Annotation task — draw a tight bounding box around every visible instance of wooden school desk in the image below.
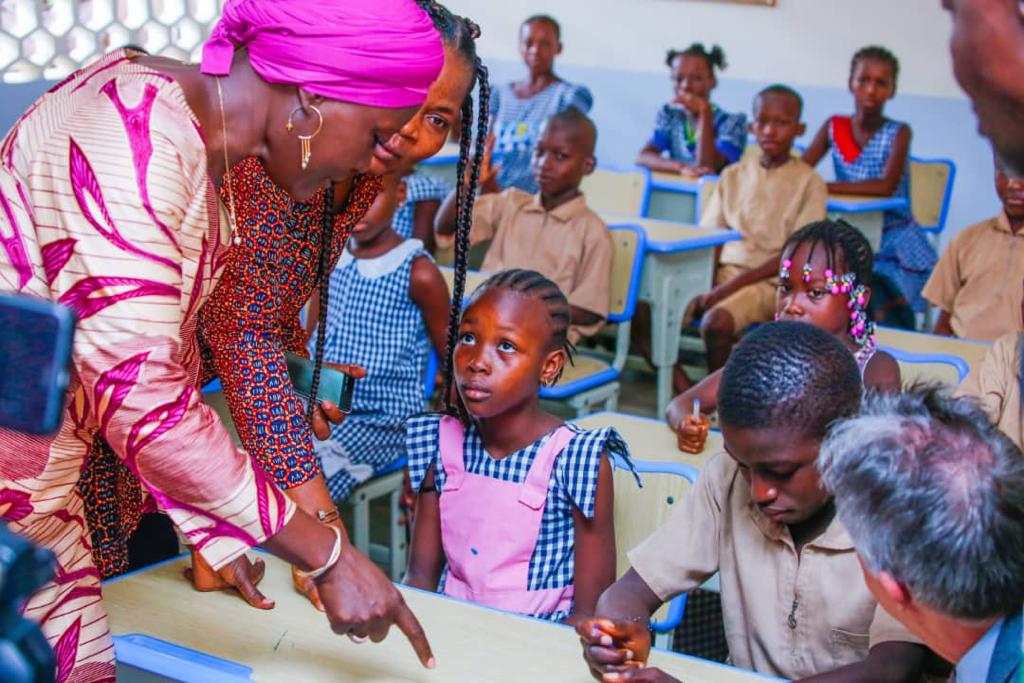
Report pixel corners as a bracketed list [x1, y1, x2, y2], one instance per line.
[825, 195, 907, 251]
[104, 555, 775, 683]
[574, 411, 722, 472]
[416, 141, 461, 186]
[601, 213, 739, 415]
[875, 326, 991, 375]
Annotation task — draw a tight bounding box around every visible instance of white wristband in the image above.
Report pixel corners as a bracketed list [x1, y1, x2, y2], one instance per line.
[295, 524, 343, 581]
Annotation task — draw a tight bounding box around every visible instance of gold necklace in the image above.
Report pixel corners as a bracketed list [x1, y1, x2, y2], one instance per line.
[215, 77, 240, 246]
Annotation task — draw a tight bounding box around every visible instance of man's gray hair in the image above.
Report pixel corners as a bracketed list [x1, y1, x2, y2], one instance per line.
[819, 384, 1024, 620]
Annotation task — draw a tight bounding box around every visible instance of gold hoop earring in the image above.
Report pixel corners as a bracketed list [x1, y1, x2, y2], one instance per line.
[286, 104, 324, 170]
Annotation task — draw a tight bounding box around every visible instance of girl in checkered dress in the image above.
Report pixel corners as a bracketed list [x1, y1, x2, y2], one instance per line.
[310, 176, 450, 502]
[489, 15, 593, 193]
[393, 171, 453, 251]
[803, 46, 937, 312]
[404, 269, 636, 624]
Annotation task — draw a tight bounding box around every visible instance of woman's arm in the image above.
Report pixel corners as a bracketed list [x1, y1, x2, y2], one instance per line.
[801, 119, 832, 168]
[404, 464, 445, 591]
[567, 453, 617, 626]
[827, 125, 911, 196]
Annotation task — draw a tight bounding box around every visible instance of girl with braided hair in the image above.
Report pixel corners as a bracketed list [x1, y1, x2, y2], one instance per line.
[667, 219, 901, 454]
[404, 270, 636, 624]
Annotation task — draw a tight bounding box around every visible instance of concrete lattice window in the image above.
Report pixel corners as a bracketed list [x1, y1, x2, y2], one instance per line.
[0, 0, 225, 84]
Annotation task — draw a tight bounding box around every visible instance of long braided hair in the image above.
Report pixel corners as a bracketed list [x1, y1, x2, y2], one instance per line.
[306, 183, 335, 423]
[412, 1, 491, 418]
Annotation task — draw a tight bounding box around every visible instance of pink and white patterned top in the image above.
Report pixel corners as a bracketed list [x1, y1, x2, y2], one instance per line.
[0, 51, 294, 678]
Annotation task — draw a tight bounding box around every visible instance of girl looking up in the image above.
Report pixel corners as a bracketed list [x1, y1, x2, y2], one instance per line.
[489, 15, 594, 193]
[404, 270, 635, 624]
[637, 43, 747, 176]
[803, 46, 936, 312]
[667, 219, 901, 453]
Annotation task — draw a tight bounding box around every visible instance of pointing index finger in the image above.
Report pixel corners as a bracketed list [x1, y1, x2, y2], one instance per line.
[394, 598, 435, 669]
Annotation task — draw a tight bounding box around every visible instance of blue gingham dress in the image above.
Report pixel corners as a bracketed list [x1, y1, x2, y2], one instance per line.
[648, 103, 748, 166]
[406, 413, 635, 621]
[829, 118, 936, 311]
[312, 240, 431, 501]
[489, 80, 594, 193]
[393, 173, 452, 239]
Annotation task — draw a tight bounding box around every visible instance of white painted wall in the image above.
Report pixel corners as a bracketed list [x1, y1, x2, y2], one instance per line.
[445, 0, 964, 99]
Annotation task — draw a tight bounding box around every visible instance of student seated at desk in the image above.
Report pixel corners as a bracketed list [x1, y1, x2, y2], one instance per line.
[435, 108, 612, 344]
[683, 85, 827, 389]
[489, 14, 593, 193]
[578, 322, 929, 683]
[404, 270, 636, 624]
[923, 153, 1024, 341]
[803, 46, 936, 313]
[636, 44, 747, 177]
[667, 219, 900, 454]
[306, 176, 450, 517]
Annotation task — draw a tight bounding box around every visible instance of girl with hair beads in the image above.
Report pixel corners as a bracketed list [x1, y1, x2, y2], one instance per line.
[803, 46, 936, 312]
[637, 43, 747, 176]
[309, 175, 450, 504]
[667, 219, 900, 453]
[489, 14, 593, 193]
[404, 269, 636, 624]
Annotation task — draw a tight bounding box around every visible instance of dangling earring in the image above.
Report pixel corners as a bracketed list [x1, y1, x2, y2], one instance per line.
[286, 104, 324, 170]
[846, 283, 872, 346]
[779, 258, 793, 281]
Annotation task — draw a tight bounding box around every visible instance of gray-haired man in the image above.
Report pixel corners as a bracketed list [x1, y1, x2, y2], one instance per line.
[819, 385, 1023, 683]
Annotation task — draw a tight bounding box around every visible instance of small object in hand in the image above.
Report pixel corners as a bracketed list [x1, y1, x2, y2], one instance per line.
[347, 633, 368, 644]
[337, 372, 355, 414]
[692, 399, 701, 421]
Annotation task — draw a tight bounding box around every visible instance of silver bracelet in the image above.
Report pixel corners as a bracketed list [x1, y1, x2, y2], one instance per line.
[295, 524, 343, 581]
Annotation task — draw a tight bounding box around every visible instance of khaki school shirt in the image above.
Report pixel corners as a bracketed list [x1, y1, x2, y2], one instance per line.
[629, 451, 919, 680]
[957, 332, 1023, 450]
[922, 213, 1024, 342]
[444, 188, 612, 343]
[701, 155, 828, 269]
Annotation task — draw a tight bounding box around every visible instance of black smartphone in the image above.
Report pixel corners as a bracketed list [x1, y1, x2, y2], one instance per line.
[285, 352, 355, 414]
[0, 294, 75, 435]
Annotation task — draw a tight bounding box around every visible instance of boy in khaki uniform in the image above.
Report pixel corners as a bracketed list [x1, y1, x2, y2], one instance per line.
[924, 156, 1024, 341]
[685, 85, 827, 383]
[578, 323, 928, 682]
[435, 108, 611, 344]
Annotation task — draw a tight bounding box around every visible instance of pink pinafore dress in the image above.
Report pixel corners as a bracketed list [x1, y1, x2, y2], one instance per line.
[437, 416, 575, 616]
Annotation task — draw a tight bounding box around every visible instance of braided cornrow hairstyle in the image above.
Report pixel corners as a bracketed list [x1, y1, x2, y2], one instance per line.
[474, 269, 577, 382]
[413, 1, 490, 418]
[782, 219, 874, 287]
[306, 183, 335, 424]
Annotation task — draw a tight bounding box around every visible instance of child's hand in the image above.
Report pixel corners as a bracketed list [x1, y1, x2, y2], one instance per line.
[475, 133, 501, 194]
[675, 92, 712, 117]
[577, 618, 652, 681]
[675, 414, 709, 454]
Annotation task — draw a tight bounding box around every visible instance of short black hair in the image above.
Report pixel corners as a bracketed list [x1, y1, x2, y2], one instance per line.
[754, 83, 803, 117]
[718, 321, 862, 439]
[665, 43, 727, 73]
[523, 14, 561, 39]
[545, 107, 597, 151]
[851, 46, 900, 84]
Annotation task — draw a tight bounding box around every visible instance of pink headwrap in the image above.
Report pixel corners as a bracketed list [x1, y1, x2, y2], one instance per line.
[201, 0, 444, 108]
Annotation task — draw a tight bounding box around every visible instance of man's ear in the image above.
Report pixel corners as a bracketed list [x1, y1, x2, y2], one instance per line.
[876, 570, 913, 607]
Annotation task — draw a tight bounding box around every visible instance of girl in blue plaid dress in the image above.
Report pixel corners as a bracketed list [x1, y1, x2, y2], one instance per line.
[637, 44, 747, 176]
[394, 171, 452, 251]
[489, 15, 593, 193]
[310, 176, 450, 502]
[803, 46, 937, 312]
[404, 270, 636, 624]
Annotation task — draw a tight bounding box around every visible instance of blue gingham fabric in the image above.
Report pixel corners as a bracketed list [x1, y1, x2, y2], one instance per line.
[649, 103, 748, 166]
[406, 413, 634, 621]
[829, 118, 936, 311]
[311, 240, 432, 501]
[489, 80, 594, 193]
[393, 173, 452, 239]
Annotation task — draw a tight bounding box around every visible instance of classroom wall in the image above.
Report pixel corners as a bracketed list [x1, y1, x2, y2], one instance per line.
[0, 0, 999, 244]
[446, 0, 1000, 244]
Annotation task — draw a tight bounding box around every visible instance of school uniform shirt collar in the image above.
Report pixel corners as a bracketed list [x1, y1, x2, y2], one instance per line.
[956, 618, 1003, 682]
[525, 192, 590, 223]
[994, 212, 1016, 235]
[748, 500, 854, 552]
